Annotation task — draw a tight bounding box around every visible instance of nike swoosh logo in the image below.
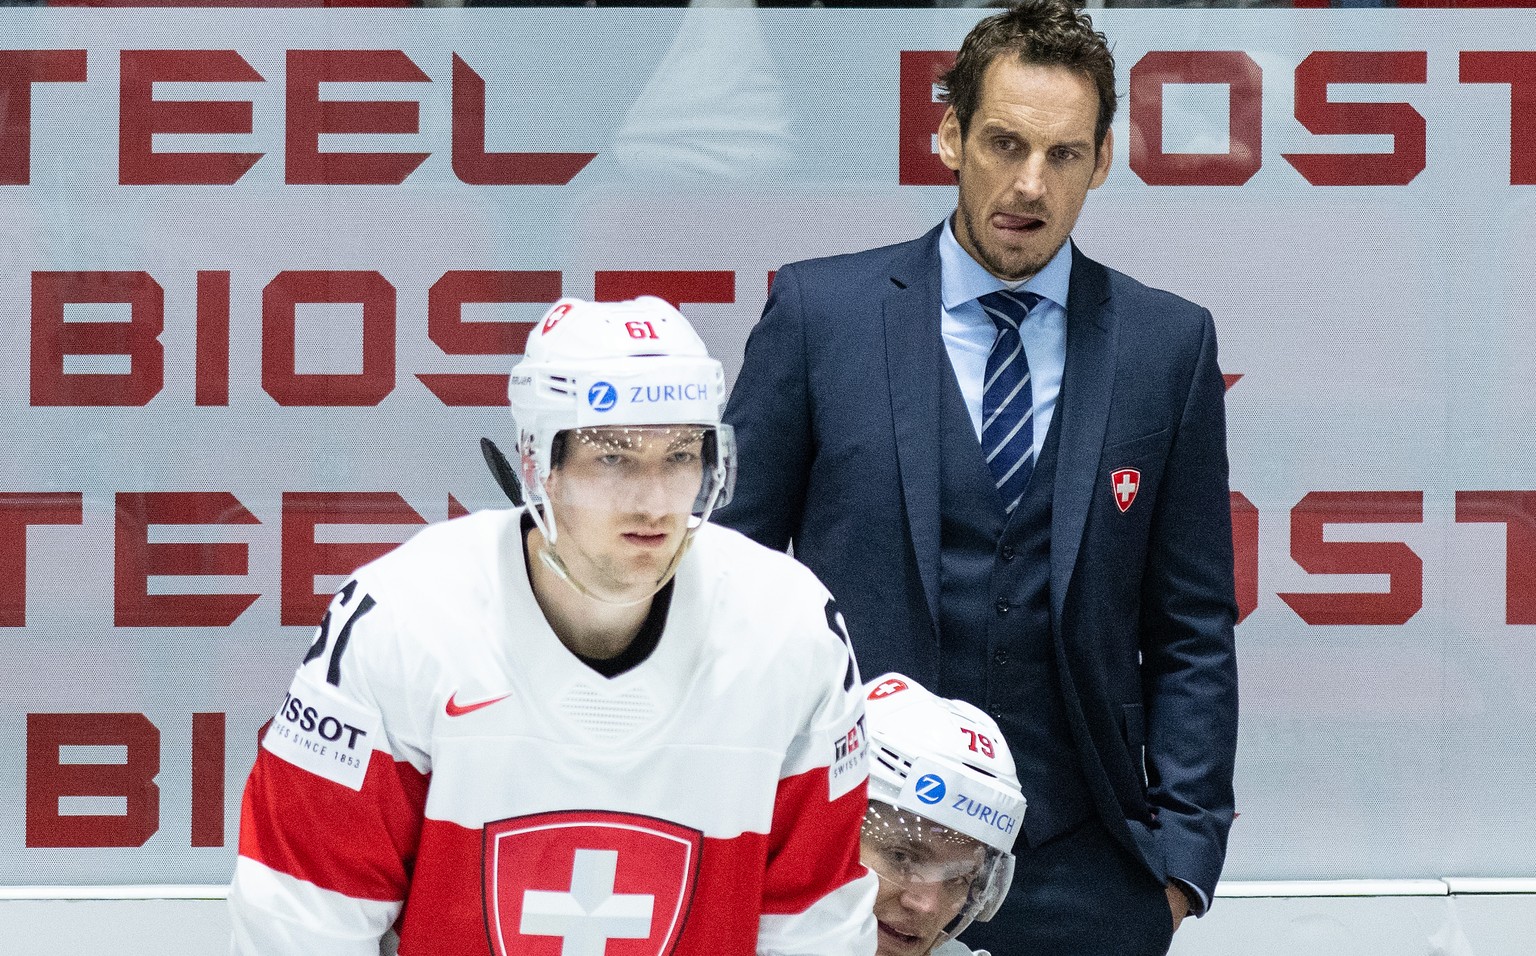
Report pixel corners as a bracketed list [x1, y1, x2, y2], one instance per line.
[445, 691, 511, 718]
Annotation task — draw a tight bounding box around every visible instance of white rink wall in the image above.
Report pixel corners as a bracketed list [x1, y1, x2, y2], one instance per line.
[4, 9, 1535, 946]
[2, 884, 1535, 956]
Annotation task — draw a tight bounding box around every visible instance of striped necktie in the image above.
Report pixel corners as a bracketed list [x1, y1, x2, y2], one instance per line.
[978, 289, 1043, 514]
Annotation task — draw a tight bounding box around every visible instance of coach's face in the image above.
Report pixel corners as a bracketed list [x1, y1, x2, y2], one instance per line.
[939, 57, 1112, 282]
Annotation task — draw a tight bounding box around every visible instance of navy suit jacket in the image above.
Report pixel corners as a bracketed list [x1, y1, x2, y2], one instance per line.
[718, 224, 1238, 902]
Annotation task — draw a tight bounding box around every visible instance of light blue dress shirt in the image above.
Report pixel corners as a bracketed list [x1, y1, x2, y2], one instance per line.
[938, 218, 1071, 456]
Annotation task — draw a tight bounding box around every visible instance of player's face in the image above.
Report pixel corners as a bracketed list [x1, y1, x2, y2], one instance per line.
[939, 57, 1112, 282]
[862, 821, 987, 956]
[543, 425, 707, 602]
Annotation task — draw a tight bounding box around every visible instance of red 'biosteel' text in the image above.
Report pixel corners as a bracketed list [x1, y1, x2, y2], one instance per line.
[899, 48, 1536, 186]
[26, 712, 226, 849]
[27, 268, 738, 409]
[0, 48, 597, 187]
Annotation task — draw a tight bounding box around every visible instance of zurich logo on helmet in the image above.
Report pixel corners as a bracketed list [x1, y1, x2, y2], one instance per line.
[587, 381, 618, 412]
[914, 773, 947, 804]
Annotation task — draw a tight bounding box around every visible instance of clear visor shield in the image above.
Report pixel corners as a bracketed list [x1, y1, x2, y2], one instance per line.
[548, 424, 734, 517]
[861, 802, 1009, 944]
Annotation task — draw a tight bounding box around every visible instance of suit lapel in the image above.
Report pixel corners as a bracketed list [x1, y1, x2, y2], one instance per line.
[1051, 245, 1116, 625]
[884, 226, 946, 635]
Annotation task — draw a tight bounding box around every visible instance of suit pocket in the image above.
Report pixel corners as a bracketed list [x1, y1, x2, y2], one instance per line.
[1103, 427, 1171, 462]
[1094, 430, 1169, 586]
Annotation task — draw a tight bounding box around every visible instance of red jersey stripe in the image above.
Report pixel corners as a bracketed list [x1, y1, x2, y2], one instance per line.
[238, 748, 429, 903]
[763, 770, 869, 915]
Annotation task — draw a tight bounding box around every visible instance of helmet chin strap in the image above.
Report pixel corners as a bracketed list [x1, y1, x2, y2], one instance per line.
[524, 461, 728, 608]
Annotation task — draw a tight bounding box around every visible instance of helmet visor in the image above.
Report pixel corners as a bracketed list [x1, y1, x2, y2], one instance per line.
[861, 801, 1009, 941]
[549, 424, 733, 516]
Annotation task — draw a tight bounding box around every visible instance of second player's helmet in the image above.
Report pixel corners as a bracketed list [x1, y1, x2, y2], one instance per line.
[862, 673, 1027, 944]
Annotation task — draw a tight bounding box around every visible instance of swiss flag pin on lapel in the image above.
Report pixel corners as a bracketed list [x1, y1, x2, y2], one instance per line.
[1111, 468, 1140, 513]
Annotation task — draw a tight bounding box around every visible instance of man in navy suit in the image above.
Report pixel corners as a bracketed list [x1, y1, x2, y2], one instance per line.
[718, 3, 1238, 953]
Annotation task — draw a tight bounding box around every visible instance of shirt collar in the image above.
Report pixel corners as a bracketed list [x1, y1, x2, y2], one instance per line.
[939, 215, 1073, 312]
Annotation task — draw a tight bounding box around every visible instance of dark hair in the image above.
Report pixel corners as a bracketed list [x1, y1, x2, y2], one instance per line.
[938, 0, 1117, 149]
[550, 431, 569, 470]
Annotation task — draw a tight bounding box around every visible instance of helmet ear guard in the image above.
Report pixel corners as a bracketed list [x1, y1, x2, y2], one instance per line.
[694, 424, 735, 512]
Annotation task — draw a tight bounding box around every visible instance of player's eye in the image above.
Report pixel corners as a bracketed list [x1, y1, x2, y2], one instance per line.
[882, 847, 916, 871]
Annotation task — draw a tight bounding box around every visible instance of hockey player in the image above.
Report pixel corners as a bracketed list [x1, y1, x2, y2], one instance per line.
[229, 296, 878, 955]
[860, 673, 1027, 956]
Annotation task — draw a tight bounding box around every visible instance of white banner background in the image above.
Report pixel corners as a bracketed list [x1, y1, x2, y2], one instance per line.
[1, 10, 1533, 888]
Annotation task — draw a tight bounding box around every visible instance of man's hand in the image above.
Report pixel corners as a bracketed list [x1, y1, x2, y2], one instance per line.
[1165, 882, 1191, 934]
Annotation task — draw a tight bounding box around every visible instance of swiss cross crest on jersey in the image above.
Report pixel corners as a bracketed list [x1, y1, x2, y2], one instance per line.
[1111, 468, 1141, 513]
[482, 810, 701, 956]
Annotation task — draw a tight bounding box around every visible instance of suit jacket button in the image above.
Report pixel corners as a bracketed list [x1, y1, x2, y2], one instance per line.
[1000, 545, 1016, 561]
[995, 598, 1010, 615]
[993, 649, 1009, 665]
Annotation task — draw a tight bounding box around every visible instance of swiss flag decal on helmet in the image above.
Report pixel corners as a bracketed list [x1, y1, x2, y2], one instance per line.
[541, 303, 572, 335]
[482, 810, 702, 956]
[1111, 468, 1140, 513]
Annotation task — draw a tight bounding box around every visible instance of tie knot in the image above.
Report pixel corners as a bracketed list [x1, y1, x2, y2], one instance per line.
[978, 289, 1042, 333]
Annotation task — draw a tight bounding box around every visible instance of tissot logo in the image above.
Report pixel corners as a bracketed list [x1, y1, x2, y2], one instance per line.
[279, 691, 368, 750]
[587, 381, 617, 412]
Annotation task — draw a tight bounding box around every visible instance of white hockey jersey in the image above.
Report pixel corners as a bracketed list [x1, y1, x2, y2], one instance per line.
[230, 509, 877, 955]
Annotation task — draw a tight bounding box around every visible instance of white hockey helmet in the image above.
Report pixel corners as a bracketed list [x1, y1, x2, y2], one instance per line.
[862, 673, 1027, 943]
[508, 295, 733, 512]
[505, 296, 735, 605]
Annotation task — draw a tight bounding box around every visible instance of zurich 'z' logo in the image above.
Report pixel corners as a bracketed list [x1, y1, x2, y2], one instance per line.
[914, 773, 947, 804]
[587, 381, 618, 412]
